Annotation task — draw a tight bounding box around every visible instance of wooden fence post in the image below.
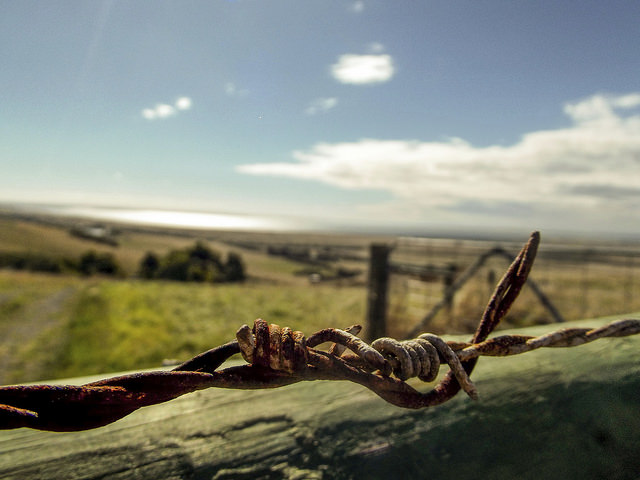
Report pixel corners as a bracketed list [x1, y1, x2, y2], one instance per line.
[366, 243, 391, 341]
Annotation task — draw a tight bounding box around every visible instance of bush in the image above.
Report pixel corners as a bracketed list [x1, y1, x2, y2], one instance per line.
[138, 252, 160, 279]
[79, 250, 122, 276]
[155, 250, 189, 281]
[140, 242, 245, 283]
[224, 252, 246, 282]
[0, 250, 122, 277]
[0, 252, 65, 273]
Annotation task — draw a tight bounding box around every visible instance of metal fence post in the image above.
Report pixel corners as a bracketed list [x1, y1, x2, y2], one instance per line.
[366, 243, 391, 341]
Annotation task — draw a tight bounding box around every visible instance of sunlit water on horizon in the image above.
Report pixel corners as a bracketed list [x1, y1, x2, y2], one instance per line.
[4, 203, 542, 240]
[8, 202, 599, 240]
[38, 205, 307, 231]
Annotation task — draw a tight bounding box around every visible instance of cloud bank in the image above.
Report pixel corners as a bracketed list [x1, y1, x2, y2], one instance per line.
[141, 96, 192, 120]
[238, 93, 640, 230]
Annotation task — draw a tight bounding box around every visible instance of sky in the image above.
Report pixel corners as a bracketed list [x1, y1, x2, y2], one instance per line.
[2, 1, 640, 237]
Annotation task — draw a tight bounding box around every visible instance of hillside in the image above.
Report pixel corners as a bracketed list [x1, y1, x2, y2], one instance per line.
[0, 213, 375, 281]
[0, 214, 373, 383]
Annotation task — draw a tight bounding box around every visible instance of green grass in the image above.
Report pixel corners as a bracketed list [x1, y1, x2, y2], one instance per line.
[6, 276, 365, 382]
[0, 215, 369, 383]
[0, 272, 82, 383]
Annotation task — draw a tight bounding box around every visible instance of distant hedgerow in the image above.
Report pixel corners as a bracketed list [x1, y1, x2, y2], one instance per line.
[0, 252, 66, 273]
[0, 250, 122, 277]
[78, 250, 122, 276]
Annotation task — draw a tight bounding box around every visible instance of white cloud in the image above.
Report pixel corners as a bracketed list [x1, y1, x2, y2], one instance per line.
[141, 97, 192, 120]
[141, 108, 157, 120]
[331, 54, 394, 85]
[155, 104, 176, 118]
[305, 97, 338, 115]
[611, 93, 640, 109]
[175, 96, 192, 110]
[563, 93, 640, 125]
[238, 93, 640, 230]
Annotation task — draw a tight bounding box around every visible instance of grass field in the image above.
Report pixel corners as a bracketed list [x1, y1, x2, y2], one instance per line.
[0, 215, 372, 383]
[1, 213, 639, 384]
[386, 238, 640, 337]
[0, 272, 365, 384]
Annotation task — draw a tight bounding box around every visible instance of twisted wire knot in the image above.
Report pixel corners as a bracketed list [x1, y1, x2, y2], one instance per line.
[236, 319, 308, 373]
[236, 319, 391, 375]
[237, 320, 478, 400]
[372, 334, 478, 400]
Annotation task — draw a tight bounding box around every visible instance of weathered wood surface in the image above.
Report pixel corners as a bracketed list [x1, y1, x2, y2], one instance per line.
[1, 316, 639, 480]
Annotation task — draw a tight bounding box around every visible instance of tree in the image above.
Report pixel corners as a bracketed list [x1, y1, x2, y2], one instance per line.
[189, 241, 221, 264]
[157, 249, 191, 281]
[186, 242, 224, 282]
[224, 252, 246, 282]
[79, 250, 121, 276]
[138, 242, 246, 284]
[138, 252, 159, 279]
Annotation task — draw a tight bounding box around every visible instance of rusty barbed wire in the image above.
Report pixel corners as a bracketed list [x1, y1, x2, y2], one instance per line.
[0, 231, 639, 432]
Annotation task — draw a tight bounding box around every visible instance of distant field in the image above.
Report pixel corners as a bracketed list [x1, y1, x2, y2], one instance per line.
[1, 213, 640, 384]
[0, 215, 375, 280]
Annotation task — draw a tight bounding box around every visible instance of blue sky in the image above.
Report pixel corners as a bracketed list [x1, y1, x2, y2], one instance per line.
[2, 1, 640, 235]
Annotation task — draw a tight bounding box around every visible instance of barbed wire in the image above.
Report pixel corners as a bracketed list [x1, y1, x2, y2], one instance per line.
[0, 231, 638, 432]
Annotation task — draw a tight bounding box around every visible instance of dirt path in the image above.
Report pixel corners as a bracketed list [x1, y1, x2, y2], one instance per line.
[0, 285, 78, 384]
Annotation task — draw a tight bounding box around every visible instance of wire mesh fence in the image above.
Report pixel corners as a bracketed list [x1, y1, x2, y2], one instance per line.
[385, 236, 640, 339]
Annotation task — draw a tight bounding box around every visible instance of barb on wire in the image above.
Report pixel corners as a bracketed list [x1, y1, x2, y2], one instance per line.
[0, 231, 638, 432]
